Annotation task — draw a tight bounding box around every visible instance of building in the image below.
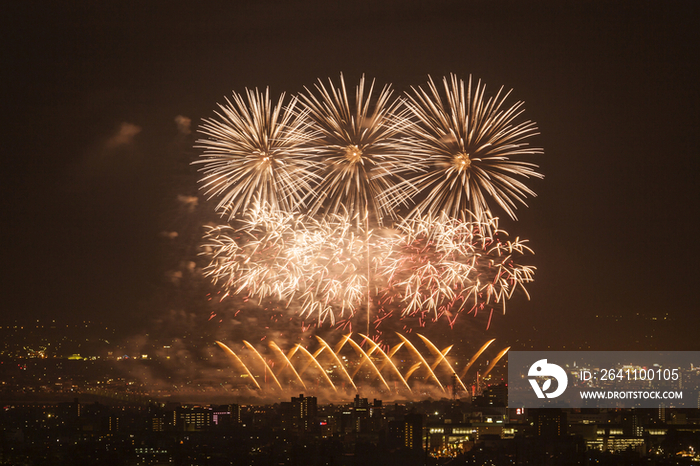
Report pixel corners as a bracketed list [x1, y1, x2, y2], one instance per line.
[175, 406, 212, 431]
[280, 394, 318, 433]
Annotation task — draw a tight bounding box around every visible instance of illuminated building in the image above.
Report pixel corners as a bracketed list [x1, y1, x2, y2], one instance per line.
[280, 394, 317, 433]
[532, 409, 566, 438]
[175, 406, 212, 431]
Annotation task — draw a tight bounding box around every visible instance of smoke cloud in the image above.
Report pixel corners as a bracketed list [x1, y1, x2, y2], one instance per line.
[160, 231, 179, 240]
[177, 194, 199, 212]
[174, 115, 192, 135]
[105, 122, 142, 148]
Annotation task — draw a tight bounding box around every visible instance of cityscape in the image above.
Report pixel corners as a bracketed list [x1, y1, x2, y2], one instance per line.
[4, 1, 699, 466]
[3, 321, 700, 465]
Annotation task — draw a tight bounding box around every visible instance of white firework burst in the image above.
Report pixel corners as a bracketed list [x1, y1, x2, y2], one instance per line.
[195, 88, 317, 218]
[401, 74, 543, 221]
[299, 73, 419, 225]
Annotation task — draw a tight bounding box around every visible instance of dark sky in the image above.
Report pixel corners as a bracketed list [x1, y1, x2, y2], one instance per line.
[2, 1, 699, 349]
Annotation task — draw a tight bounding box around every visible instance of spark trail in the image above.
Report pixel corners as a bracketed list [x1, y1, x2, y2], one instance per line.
[217, 335, 506, 397]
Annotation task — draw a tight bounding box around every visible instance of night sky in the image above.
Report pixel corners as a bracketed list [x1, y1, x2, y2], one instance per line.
[3, 1, 699, 350]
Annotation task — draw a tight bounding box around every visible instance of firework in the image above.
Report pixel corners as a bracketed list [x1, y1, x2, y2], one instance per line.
[400, 74, 543, 221]
[201, 203, 389, 325]
[202, 204, 533, 328]
[196, 75, 543, 332]
[195, 87, 317, 218]
[201, 205, 305, 305]
[217, 334, 506, 396]
[300, 74, 419, 224]
[380, 213, 535, 325]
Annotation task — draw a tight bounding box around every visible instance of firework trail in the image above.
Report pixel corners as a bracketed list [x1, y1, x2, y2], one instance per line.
[482, 346, 510, 379]
[216, 334, 509, 397]
[460, 338, 495, 378]
[195, 88, 317, 218]
[399, 74, 543, 222]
